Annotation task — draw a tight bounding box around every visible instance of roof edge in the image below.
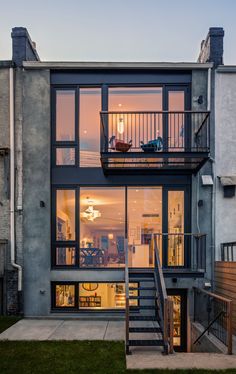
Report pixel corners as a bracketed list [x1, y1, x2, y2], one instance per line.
[22, 61, 213, 70]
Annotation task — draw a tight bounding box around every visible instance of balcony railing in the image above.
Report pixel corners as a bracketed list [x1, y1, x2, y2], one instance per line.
[100, 111, 210, 172]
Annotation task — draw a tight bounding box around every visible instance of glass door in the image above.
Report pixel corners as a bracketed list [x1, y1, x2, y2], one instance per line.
[164, 86, 190, 152]
[127, 187, 162, 268]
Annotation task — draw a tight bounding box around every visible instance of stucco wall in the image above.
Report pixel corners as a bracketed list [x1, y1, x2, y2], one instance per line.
[23, 69, 51, 316]
[215, 71, 236, 259]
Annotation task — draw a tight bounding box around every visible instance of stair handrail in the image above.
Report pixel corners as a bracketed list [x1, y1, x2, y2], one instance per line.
[153, 234, 174, 354]
[125, 238, 130, 355]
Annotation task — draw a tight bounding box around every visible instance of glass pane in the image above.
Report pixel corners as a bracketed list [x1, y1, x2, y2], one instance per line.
[56, 148, 75, 165]
[56, 190, 75, 241]
[168, 91, 185, 151]
[56, 247, 76, 265]
[168, 191, 184, 266]
[55, 285, 75, 307]
[169, 295, 181, 346]
[128, 187, 162, 267]
[109, 87, 163, 151]
[56, 90, 75, 141]
[80, 188, 125, 268]
[79, 283, 138, 309]
[80, 88, 101, 167]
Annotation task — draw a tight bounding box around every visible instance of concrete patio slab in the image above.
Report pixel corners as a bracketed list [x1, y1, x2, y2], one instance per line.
[0, 319, 63, 341]
[126, 351, 236, 370]
[48, 320, 108, 340]
[0, 319, 125, 341]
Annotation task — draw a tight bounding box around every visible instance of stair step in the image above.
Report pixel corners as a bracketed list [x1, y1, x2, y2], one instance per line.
[130, 305, 156, 310]
[129, 277, 154, 281]
[129, 316, 158, 321]
[129, 327, 162, 333]
[128, 339, 164, 347]
[130, 296, 155, 300]
[129, 287, 156, 291]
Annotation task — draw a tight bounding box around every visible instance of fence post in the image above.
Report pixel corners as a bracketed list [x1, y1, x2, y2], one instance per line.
[227, 300, 232, 355]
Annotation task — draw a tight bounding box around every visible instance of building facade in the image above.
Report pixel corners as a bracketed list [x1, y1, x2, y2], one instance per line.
[0, 26, 230, 352]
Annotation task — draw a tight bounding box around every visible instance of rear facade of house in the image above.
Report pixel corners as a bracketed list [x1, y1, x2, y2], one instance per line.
[0, 27, 230, 352]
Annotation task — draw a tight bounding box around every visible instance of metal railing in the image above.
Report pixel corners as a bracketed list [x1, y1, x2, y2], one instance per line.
[100, 111, 210, 153]
[153, 234, 174, 354]
[155, 233, 206, 271]
[221, 241, 236, 261]
[193, 287, 232, 354]
[125, 238, 130, 355]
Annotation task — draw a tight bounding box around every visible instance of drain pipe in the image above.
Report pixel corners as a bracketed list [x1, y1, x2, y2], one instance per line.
[9, 67, 22, 297]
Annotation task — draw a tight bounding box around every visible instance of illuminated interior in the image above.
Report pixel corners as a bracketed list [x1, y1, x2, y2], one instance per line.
[80, 188, 125, 267]
[79, 283, 138, 309]
[168, 191, 184, 266]
[55, 187, 185, 267]
[128, 187, 162, 267]
[56, 148, 75, 165]
[56, 285, 75, 307]
[168, 91, 185, 151]
[169, 295, 181, 346]
[56, 190, 75, 241]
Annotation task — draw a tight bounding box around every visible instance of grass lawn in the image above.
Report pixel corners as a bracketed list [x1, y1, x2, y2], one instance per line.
[0, 316, 21, 334]
[0, 341, 236, 374]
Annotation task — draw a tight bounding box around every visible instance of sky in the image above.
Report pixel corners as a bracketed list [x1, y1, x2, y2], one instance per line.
[1, 0, 236, 64]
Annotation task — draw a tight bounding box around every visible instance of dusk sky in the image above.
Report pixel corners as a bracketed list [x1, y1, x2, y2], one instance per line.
[1, 0, 236, 63]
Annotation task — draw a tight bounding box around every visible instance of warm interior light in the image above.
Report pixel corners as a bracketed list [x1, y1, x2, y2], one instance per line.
[108, 233, 114, 240]
[117, 117, 124, 134]
[81, 198, 101, 222]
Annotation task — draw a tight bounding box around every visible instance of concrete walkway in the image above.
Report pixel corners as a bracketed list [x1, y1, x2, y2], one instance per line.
[0, 319, 125, 341]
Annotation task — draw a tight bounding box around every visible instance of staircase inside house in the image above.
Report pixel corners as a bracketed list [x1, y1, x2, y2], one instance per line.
[125, 235, 174, 355]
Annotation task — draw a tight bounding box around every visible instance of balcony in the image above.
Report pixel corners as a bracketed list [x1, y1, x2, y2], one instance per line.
[100, 111, 210, 173]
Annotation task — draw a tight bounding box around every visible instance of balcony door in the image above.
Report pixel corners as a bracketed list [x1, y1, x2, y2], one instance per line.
[164, 86, 190, 152]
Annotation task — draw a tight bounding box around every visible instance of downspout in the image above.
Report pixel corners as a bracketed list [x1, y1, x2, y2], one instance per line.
[208, 67, 216, 289]
[9, 67, 22, 295]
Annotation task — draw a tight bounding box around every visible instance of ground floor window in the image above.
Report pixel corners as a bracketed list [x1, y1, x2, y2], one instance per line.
[167, 289, 187, 352]
[52, 282, 138, 310]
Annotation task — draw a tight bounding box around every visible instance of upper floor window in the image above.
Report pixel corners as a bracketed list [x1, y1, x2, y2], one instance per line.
[56, 90, 75, 141]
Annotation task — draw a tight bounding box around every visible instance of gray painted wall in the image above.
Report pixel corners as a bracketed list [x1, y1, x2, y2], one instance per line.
[215, 71, 236, 259]
[22, 69, 51, 316]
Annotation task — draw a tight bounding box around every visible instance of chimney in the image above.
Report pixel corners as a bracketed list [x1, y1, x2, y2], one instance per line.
[198, 27, 224, 66]
[11, 27, 40, 67]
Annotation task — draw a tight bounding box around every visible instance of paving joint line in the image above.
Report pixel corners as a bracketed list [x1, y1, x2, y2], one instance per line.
[47, 320, 65, 340]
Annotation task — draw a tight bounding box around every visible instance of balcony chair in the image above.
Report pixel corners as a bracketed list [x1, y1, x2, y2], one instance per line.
[140, 136, 163, 152]
[109, 136, 132, 152]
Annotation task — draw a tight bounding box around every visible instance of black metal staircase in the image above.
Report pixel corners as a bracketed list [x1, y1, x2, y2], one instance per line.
[125, 236, 174, 355]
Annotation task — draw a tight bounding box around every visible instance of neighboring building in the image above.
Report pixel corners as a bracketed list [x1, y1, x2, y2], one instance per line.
[214, 65, 236, 334]
[0, 26, 233, 353]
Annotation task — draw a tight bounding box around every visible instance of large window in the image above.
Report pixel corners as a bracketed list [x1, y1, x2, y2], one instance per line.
[52, 282, 137, 310]
[168, 191, 184, 266]
[80, 188, 125, 268]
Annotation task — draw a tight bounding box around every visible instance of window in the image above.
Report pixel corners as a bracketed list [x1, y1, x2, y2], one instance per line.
[52, 282, 137, 310]
[55, 284, 75, 308]
[56, 90, 75, 141]
[128, 187, 162, 267]
[55, 247, 76, 266]
[79, 88, 101, 167]
[168, 191, 184, 266]
[56, 148, 75, 166]
[80, 188, 125, 268]
[56, 190, 75, 241]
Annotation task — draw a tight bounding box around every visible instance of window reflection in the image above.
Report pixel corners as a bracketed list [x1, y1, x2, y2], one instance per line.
[168, 191, 184, 266]
[56, 190, 75, 241]
[56, 90, 75, 141]
[55, 285, 75, 307]
[80, 88, 101, 167]
[56, 148, 75, 165]
[168, 91, 185, 151]
[80, 188, 125, 267]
